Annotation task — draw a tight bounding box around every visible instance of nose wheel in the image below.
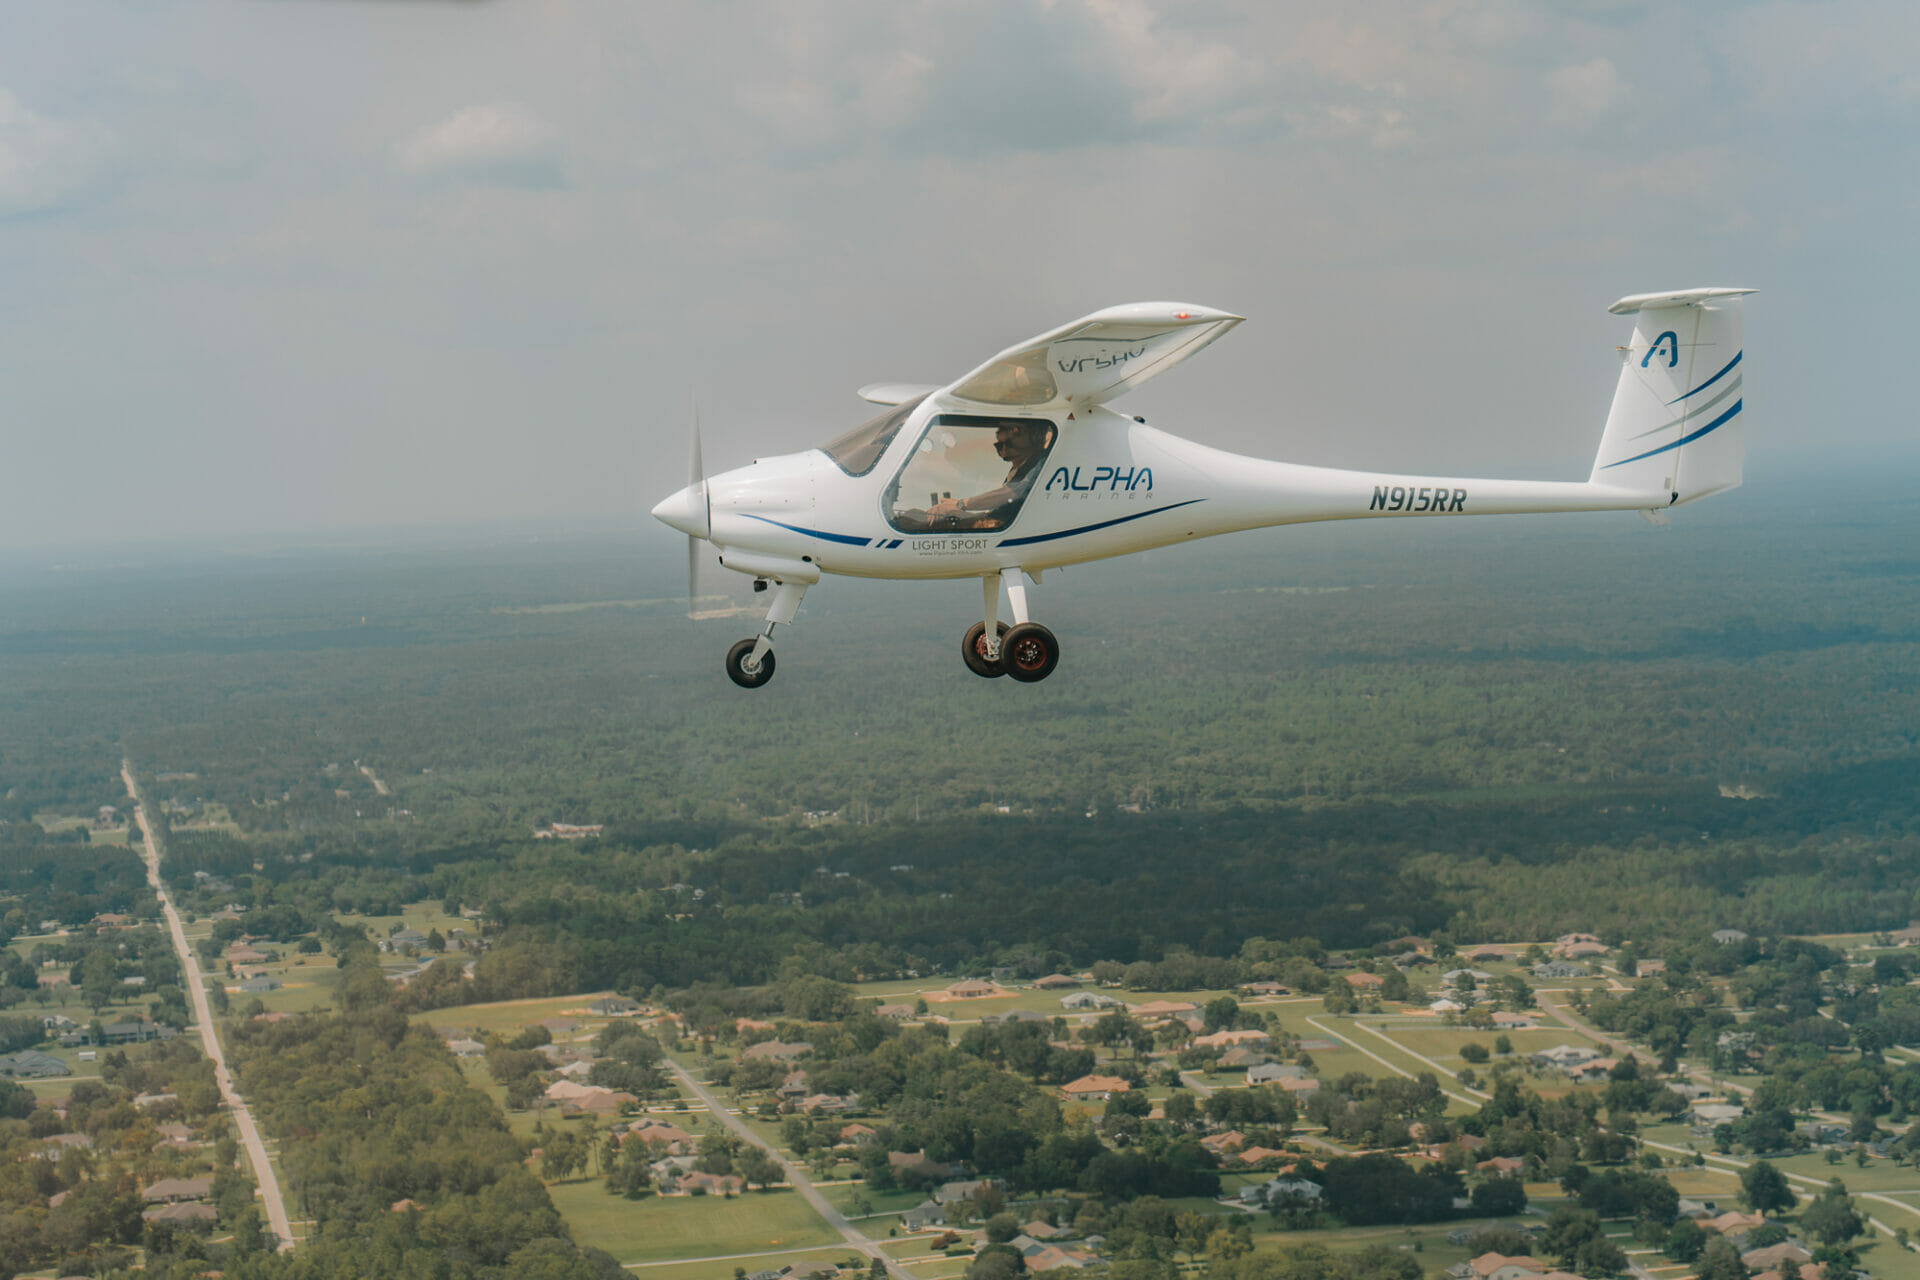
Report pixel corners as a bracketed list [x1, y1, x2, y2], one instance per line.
[725, 638, 776, 688]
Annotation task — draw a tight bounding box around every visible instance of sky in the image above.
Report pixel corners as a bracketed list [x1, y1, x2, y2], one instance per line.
[2, 0, 1916, 550]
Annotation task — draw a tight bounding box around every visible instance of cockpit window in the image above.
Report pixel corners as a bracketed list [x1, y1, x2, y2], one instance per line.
[884, 415, 1057, 533]
[820, 394, 928, 477]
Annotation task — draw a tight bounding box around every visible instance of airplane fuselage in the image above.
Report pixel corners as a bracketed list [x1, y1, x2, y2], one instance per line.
[701, 402, 1662, 582]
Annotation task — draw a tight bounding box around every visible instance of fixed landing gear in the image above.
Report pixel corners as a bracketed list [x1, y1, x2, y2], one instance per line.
[965, 568, 1060, 683]
[725, 579, 807, 689]
[962, 621, 1010, 678]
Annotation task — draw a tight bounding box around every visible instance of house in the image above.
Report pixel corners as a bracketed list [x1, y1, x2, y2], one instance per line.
[225, 944, 270, 965]
[1441, 969, 1494, 986]
[665, 1170, 744, 1196]
[776, 1071, 810, 1100]
[1343, 972, 1386, 989]
[134, 1091, 179, 1109]
[236, 975, 281, 993]
[1277, 1076, 1321, 1096]
[1241, 1176, 1323, 1204]
[1034, 974, 1081, 989]
[142, 1177, 214, 1204]
[1690, 1103, 1746, 1129]
[838, 1123, 879, 1146]
[874, 1003, 917, 1020]
[1635, 959, 1668, 976]
[945, 979, 1001, 999]
[983, 1009, 1051, 1026]
[445, 1037, 485, 1057]
[1702, 1210, 1765, 1235]
[934, 1177, 1002, 1205]
[1447, 1253, 1551, 1280]
[590, 996, 641, 1016]
[1131, 1000, 1198, 1017]
[1491, 1011, 1536, 1028]
[623, 1121, 695, 1154]
[142, 1202, 217, 1223]
[1713, 928, 1750, 944]
[1553, 940, 1609, 959]
[1567, 1059, 1618, 1082]
[1060, 992, 1123, 1010]
[1246, 1063, 1308, 1086]
[1218, 1046, 1270, 1069]
[1061, 1074, 1132, 1101]
[1532, 962, 1588, 979]
[1240, 981, 1289, 996]
[1022, 1220, 1071, 1240]
[1464, 946, 1510, 963]
[800, 1093, 860, 1114]
[1194, 1028, 1271, 1048]
[0, 1051, 70, 1079]
[100, 1016, 173, 1044]
[1890, 921, 1920, 947]
[1200, 1130, 1247, 1154]
[1742, 1243, 1813, 1272]
[1235, 1146, 1289, 1165]
[1429, 999, 1467, 1014]
[741, 1039, 813, 1061]
[1476, 1156, 1526, 1174]
[1531, 1044, 1599, 1069]
[901, 1201, 947, 1231]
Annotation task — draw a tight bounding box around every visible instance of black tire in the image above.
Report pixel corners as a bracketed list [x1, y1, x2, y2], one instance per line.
[725, 638, 775, 688]
[1001, 622, 1059, 683]
[961, 621, 1010, 678]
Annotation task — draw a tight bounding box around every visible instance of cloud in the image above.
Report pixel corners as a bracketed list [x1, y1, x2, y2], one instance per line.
[1548, 57, 1626, 126]
[0, 88, 111, 217]
[392, 103, 565, 189]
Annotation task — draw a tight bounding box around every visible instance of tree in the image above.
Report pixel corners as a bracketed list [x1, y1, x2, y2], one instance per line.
[1460, 1042, 1491, 1064]
[1471, 1176, 1528, 1216]
[1663, 1220, 1706, 1264]
[1800, 1183, 1865, 1248]
[1739, 1161, 1796, 1216]
[737, 1147, 783, 1189]
[1575, 1237, 1628, 1279]
[1695, 1237, 1749, 1280]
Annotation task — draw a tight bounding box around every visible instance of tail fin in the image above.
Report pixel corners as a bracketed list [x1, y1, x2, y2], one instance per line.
[1590, 287, 1755, 506]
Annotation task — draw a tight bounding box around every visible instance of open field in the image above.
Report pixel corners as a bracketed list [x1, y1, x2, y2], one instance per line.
[545, 1181, 839, 1263]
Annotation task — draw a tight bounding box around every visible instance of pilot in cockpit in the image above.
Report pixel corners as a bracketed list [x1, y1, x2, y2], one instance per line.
[916, 421, 1052, 531]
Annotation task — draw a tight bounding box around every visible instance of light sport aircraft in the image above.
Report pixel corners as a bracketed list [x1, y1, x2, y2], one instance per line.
[653, 287, 1753, 688]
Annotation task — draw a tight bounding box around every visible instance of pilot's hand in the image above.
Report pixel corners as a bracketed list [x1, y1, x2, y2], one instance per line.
[929, 498, 964, 518]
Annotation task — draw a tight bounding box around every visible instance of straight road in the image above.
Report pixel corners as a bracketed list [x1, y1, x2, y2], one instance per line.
[664, 1058, 895, 1276]
[123, 762, 296, 1252]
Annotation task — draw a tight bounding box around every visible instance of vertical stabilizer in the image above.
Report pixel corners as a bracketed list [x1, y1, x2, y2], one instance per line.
[1590, 288, 1754, 505]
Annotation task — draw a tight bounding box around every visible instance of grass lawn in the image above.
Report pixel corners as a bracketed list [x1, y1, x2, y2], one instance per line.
[623, 1248, 862, 1280]
[819, 1184, 929, 1219]
[545, 1182, 838, 1262]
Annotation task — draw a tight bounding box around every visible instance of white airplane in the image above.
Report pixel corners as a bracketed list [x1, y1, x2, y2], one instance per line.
[653, 287, 1752, 688]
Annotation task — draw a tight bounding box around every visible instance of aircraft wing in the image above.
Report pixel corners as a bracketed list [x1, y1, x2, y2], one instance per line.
[938, 302, 1241, 412]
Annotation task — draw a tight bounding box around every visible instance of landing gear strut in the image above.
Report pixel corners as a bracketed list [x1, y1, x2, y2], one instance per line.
[964, 568, 1060, 683]
[726, 579, 807, 689]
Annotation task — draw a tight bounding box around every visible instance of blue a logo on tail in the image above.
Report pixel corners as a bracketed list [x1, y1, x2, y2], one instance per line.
[1642, 331, 1679, 369]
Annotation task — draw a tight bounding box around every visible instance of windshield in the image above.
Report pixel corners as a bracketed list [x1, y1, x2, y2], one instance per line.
[820, 394, 928, 477]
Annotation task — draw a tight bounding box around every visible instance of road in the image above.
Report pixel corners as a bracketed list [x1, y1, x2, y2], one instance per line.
[123, 762, 296, 1252]
[665, 1058, 897, 1276]
[355, 761, 390, 796]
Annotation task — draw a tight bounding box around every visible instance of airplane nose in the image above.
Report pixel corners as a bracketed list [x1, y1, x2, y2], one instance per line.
[651, 482, 709, 539]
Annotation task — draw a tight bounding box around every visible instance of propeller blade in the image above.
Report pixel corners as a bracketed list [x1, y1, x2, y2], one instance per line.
[686, 395, 706, 619]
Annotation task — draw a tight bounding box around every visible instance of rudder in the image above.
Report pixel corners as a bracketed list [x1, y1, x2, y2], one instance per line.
[1590, 287, 1755, 505]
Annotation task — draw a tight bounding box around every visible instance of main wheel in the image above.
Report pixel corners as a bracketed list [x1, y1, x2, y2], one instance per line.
[961, 621, 1011, 678]
[1000, 622, 1059, 683]
[725, 638, 776, 688]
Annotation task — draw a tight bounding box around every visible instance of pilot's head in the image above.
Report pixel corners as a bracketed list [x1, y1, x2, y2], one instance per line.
[994, 422, 1045, 465]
